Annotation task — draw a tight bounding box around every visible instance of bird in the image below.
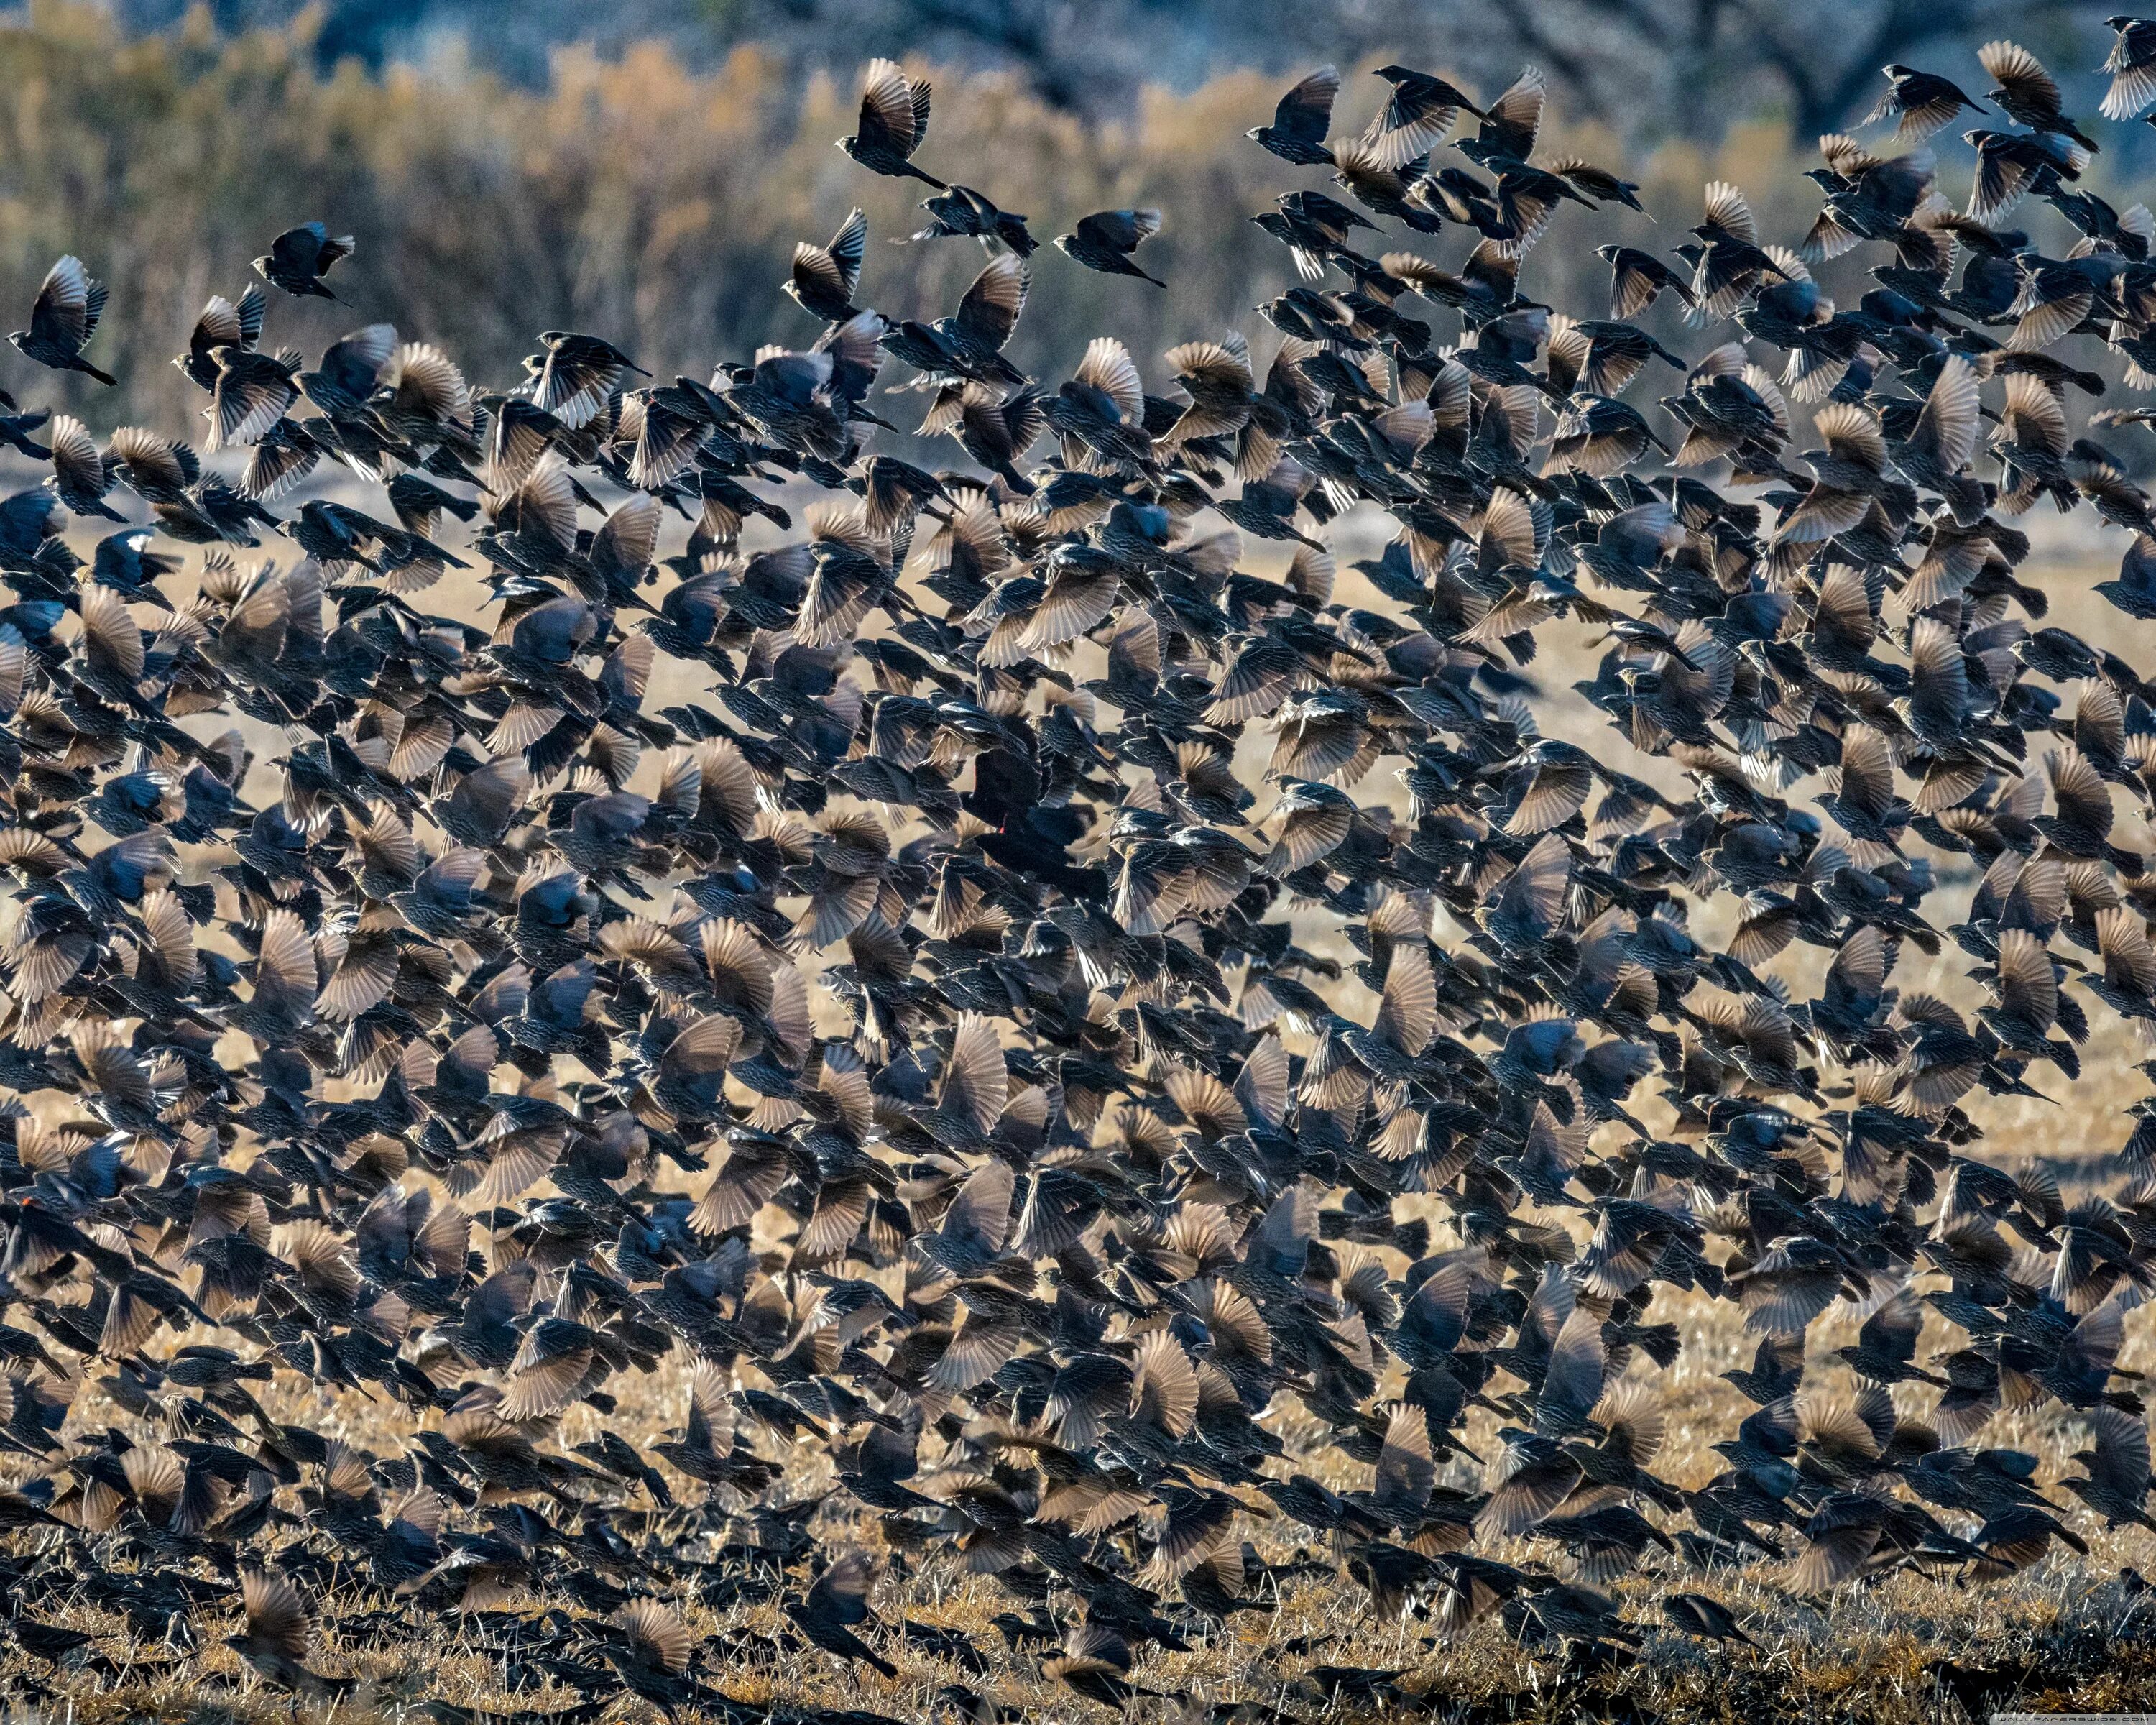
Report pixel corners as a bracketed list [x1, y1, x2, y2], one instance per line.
[1054, 210, 1168, 288]
[1865, 64, 1988, 141]
[253, 221, 355, 298]
[786, 208, 869, 323]
[786, 1552, 897, 1679]
[2104, 17, 2156, 120]
[223, 1568, 346, 1699]
[1598, 244, 1696, 318]
[905, 185, 1037, 255]
[1979, 41, 2099, 151]
[1043, 1626, 1153, 1710]
[840, 59, 944, 186]
[2062, 1407, 2156, 1530]
[1361, 64, 1483, 166]
[1248, 66, 1341, 166]
[1663, 1592, 1760, 1650]
[45, 416, 121, 520]
[598, 1601, 711, 1721]
[10, 256, 116, 385]
[174, 284, 267, 391]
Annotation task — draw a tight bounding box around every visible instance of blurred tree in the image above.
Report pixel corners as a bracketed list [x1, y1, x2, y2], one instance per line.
[1531, 0, 2107, 138]
[110, 0, 2119, 138]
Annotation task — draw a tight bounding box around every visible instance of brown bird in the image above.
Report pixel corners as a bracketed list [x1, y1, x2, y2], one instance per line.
[841, 60, 944, 186]
[11, 255, 116, 384]
[223, 1568, 346, 1699]
[787, 1551, 897, 1679]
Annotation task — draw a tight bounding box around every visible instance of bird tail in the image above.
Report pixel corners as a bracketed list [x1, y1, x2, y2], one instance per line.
[83, 362, 117, 387]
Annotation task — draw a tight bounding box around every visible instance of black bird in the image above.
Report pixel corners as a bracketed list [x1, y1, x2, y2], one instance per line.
[599, 1602, 711, 1722]
[1249, 65, 1341, 165]
[175, 285, 267, 391]
[2062, 1407, 2156, 1529]
[840, 59, 944, 186]
[906, 185, 1037, 255]
[1865, 65, 1987, 142]
[1363, 64, 1483, 165]
[1598, 244, 1695, 319]
[223, 1568, 347, 1700]
[787, 1552, 898, 1679]
[2104, 17, 2156, 121]
[1664, 1592, 1760, 1649]
[1055, 210, 1168, 288]
[786, 208, 869, 323]
[1979, 41, 2099, 152]
[254, 221, 355, 298]
[10, 256, 116, 385]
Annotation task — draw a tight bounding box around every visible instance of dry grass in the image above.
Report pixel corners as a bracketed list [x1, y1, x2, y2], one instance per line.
[11, 1285, 2156, 1725]
[12, 1288, 2156, 1725]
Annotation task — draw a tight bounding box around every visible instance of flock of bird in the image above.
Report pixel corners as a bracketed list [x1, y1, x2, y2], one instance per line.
[11, 25, 2156, 1719]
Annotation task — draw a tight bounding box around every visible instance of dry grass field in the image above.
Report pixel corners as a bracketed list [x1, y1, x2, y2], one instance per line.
[4, 493, 2156, 1725]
